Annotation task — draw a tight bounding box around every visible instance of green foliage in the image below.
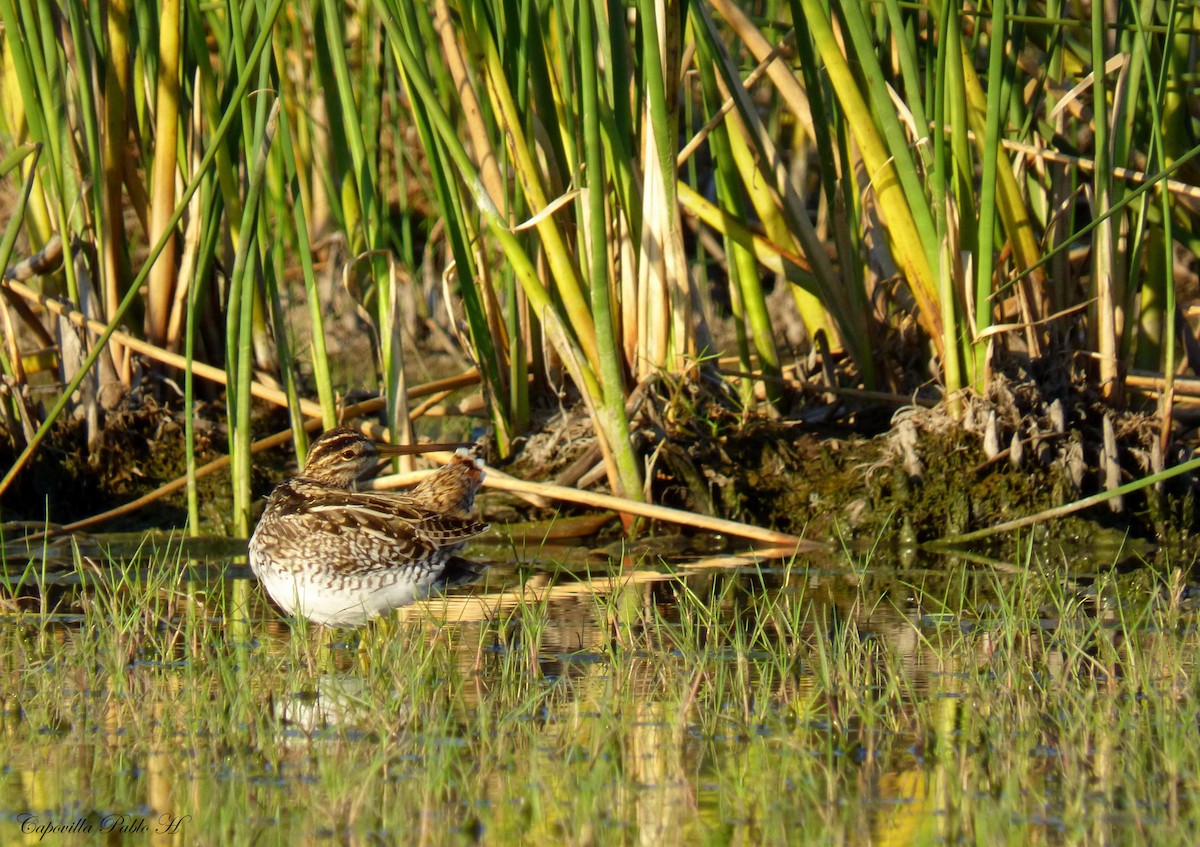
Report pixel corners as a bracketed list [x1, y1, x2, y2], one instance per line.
[1, 544, 1199, 842]
[0, 0, 1198, 522]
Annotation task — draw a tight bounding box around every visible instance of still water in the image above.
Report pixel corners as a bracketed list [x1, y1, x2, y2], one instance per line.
[0, 530, 1196, 845]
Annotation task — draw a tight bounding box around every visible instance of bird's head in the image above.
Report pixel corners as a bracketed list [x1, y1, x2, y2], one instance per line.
[300, 427, 384, 487]
[300, 426, 472, 488]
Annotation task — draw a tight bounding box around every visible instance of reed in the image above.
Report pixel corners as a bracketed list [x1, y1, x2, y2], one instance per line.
[1, 0, 1198, 526]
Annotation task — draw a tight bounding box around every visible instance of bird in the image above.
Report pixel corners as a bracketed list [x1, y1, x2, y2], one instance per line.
[248, 426, 488, 627]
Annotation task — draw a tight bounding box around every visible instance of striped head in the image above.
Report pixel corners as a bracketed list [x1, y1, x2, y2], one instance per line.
[299, 427, 383, 488]
[299, 427, 474, 489]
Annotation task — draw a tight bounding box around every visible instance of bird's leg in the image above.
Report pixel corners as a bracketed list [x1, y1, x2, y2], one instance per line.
[301, 623, 319, 675]
[358, 615, 392, 673]
[316, 624, 338, 673]
[357, 630, 371, 674]
[295, 618, 328, 675]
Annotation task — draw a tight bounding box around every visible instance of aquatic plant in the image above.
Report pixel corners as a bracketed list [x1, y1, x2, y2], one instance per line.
[2, 540, 1198, 843]
[0, 0, 1197, 533]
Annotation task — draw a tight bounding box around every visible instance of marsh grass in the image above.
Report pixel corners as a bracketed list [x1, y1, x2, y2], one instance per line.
[2, 545, 1200, 844]
[4, 1, 1199, 534]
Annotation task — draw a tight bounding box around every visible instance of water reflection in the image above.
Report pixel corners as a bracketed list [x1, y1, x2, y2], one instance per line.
[0, 537, 1188, 844]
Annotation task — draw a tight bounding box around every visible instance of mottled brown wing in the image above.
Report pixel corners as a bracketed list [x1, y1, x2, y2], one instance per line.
[259, 482, 488, 576]
[253, 507, 430, 576]
[257, 510, 487, 577]
[276, 484, 429, 521]
[411, 513, 489, 546]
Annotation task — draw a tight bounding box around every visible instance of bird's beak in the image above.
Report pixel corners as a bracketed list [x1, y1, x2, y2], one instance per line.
[373, 441, 470, 456]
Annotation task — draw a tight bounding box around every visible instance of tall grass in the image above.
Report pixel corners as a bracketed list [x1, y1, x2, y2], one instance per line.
[0, 0, 1198, 526]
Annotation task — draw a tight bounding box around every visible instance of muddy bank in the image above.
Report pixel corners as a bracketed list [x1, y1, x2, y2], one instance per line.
[0, 390, 242, 532]
[502, 372, 1200, 552]
[1, 373, 1196, 550]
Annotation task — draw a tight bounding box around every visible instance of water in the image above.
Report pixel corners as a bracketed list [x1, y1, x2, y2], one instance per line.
[0, 533, 1196, 844]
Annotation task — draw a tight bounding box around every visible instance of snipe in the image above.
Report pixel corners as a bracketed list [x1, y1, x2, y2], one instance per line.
[248, 426, 488, 626]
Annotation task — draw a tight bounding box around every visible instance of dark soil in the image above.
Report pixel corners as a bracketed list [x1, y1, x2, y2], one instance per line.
[2, 367, 1197, 553]
[500, 368, 1200, 553]
[0, 388, 273, 533]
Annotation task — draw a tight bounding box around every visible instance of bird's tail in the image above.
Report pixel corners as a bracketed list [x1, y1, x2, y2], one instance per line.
[410, 451, 486, 516]
[435, 555, 487, 590]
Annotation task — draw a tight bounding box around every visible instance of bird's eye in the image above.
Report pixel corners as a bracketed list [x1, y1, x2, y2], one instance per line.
[342, 449, 356, 460]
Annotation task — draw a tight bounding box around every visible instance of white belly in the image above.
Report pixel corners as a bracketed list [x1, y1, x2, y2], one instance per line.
[253, 565, 428, 627]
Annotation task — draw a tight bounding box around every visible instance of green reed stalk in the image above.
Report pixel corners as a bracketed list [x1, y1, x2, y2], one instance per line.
[0, 0, 285, 499]
[225, 0, 256, 169]
[27, 0, 81, 300]
[442, 0, 525, 438]
[691, 32, 778, 405]
[931, 0, 961, 404]
[183, 166, 226, 532]
[1121, 4, 1157, 373]
[183, 236, 201, 534]
[0, 16, 52, 251]
[882, 0, 930, 166]
[691, 2, 802, 364]
[466, 3, 600, 372]
[943, 0, 971, 398]
[225, 89, 277, 639]
[225, 0, 277, 381]
[191, 1, 243, 255]
[1126, 0, 1178, 393]
[834, 0, 939, 282]
[358, 3, 383, 183]
[1150, 3, 1182, 397]
[579, 0, 639, 497]
[598, 0, 641, 247]
[791, 10, 867, 356]
[62, 0, 106, 288]
[2, 0, 80, 302]
[950, 11, 1046, 359]
[974, 0, 1007, 387]
[698, 2, 876, 385]
[380, 1, 642, 500]
[227, 82, 278, 541]
[384, 0, 513, 455]
[262, 190, 309, 459]
[320, 0, 401, 442]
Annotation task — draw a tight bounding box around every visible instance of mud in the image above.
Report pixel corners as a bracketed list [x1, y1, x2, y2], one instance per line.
[2, 371, 1197, 550]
